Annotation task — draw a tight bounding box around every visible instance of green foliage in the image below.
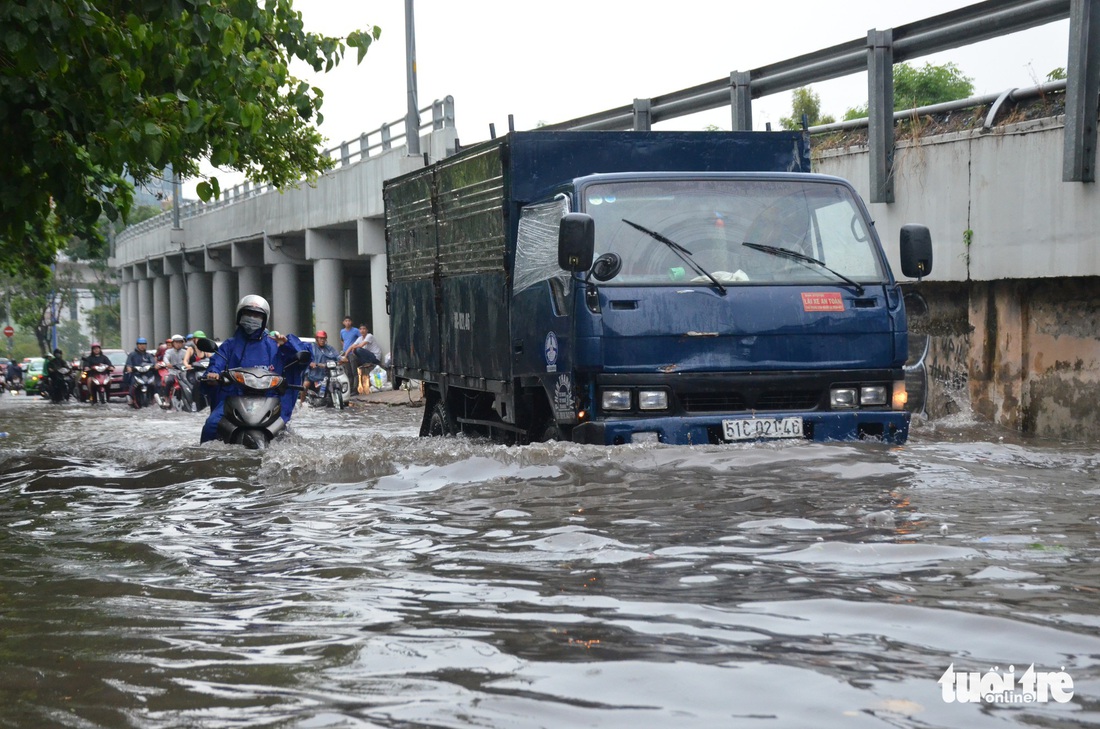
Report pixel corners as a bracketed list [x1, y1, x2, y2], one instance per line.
[1046, 67, 1067, 81]
[780, 88, 836, 130]
[1, 267, 77, 356]
[56, 319, 89, 357]
[0, 1, 380, 277]
[844, 62, 975, 120]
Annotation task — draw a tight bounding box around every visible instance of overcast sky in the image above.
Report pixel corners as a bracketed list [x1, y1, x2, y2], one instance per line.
[188, 1, 1070, 197]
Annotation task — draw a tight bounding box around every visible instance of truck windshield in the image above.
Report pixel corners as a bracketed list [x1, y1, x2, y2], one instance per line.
[582, 178, 885, 287]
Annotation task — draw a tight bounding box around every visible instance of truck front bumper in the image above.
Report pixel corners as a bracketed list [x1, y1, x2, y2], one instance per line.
[572, 411, 910, 446]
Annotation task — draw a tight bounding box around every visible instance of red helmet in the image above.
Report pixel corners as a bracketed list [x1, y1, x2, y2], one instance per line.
[91, 342, 101, 349]
[315, 330, 327, 339]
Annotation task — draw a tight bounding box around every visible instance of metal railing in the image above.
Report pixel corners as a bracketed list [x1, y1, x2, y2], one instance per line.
[539, 0, 1071, 132]
[117, 96, 455, 244]
[537, 0, 1091, 199]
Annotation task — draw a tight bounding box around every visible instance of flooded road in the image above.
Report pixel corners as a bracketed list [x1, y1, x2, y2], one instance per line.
[1, 393, 1098, 728]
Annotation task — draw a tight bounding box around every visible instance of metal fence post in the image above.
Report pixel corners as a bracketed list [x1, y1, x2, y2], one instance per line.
[632, 99, 652, 131]
[730, 71, 753, 131]
[1064, 0, 1099, 182]
[867, 28, 895, 204]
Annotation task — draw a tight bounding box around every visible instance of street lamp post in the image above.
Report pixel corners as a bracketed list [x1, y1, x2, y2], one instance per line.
[405, 0, 421, 157]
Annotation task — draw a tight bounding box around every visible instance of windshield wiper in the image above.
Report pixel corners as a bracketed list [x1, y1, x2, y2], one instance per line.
[742, 242, 865, 295]
[621, 219, 726, 295]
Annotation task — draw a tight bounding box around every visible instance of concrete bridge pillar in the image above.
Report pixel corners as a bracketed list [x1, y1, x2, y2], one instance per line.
[166, 256, 187, 337]
[202, 247, 236, 341]
[186, 271, 212, 338]
[120, 268, 137, 348]
[271, 262, 301, 335]
[312, 258, 343, 338]
[137, 273, 153, 342]
[237, 266, 263, 305]
[358, 218, 390, 354]
[151, 262, 170, 344]
[306, 227, 360, 338]
[210, 270, 236, 340]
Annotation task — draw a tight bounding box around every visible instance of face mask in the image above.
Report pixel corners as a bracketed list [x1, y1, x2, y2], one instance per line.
[239, 314, 263, 334]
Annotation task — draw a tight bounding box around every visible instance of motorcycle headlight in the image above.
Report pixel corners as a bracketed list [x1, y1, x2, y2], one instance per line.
[230, 371, 282, 390]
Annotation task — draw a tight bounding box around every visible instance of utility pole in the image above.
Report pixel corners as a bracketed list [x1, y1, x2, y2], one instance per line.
[405, 0, 421, 156]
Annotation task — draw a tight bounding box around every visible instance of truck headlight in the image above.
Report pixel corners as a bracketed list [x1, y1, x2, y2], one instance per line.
[830, 388, 857, 409]
[860, 385, 888, 406]
[601, 389, 631, 411]
[638, 390, 668, 410]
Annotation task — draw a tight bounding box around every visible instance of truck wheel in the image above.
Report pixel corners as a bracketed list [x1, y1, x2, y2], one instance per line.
[427, 400, 458, 437]
[536, 418, 564, 443]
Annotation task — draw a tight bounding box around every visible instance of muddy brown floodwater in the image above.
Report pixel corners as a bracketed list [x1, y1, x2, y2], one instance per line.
[1, 393, 1098, 728]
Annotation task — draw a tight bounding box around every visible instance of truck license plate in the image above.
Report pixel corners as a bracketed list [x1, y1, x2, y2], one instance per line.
[722, 417, 803, 441]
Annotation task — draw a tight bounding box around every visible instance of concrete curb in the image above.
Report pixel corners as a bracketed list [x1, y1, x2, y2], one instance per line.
[350, 388, 424, 408]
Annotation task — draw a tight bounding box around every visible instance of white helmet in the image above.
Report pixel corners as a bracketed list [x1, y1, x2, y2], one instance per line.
[236, 294, 270, 329]
[171, 334, 185, 342]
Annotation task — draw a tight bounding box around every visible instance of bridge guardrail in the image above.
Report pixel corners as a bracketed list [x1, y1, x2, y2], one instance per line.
[117, 96, 455, 244]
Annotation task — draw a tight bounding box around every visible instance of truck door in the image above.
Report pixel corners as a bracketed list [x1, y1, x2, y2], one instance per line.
[511, 197, 577, 424]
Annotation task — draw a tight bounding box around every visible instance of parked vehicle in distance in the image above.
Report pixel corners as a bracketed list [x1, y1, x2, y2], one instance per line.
[23, 358, 46, 395]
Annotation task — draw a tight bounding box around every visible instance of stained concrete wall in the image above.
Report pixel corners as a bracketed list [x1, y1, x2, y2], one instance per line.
[904, 279, 1100, 442]
[817, 118, 1100, 441]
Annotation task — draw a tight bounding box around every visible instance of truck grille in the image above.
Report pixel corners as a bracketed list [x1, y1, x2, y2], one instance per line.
[681, 389, 821, 413]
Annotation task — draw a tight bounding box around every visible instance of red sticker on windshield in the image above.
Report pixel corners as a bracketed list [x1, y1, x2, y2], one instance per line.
[802, 292, 845, 312]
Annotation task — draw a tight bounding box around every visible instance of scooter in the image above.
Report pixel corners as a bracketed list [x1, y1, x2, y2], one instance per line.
[129, 363, 158, 409]
[180, 359, 211, 412]
[162, 366, 186, 411]
[84, 363, 112, 404]
[45, 364, 75, 403]
[198, 337, 310, 449]
[6, 366, 21, 393]
[306, 360, 351, 410]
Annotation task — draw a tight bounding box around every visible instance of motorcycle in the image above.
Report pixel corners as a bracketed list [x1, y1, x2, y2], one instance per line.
[6, 366, 21, 393]
[306, 360, 351, 410]
[161, 366, 186, 411]
[84, 363, 112, 404]
[196, 337, 309, 449]
[45, 363, 75, 403]
[129, 363, 159, 409]
[181, 358, 211, 412]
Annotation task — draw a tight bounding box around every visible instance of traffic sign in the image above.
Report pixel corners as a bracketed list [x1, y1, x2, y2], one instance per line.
[3, 326, 13, 337]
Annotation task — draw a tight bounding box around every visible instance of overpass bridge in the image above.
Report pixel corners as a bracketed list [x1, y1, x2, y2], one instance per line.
[111, 0, 1100, 439]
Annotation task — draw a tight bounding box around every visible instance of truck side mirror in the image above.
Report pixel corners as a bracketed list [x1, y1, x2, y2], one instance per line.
[559, 213, 595, 272]
[899, 225, 933, 279]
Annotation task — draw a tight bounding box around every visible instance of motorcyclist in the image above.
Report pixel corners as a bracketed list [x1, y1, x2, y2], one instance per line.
[45, 348, 71, 403]
[183, 329, 211, 410]
[81, 343, 114, 405]
[158, 334, 188, 408]
[124, 337, 157, 407]
[200, 295, 309, 443]
[301, 330, 344, 403]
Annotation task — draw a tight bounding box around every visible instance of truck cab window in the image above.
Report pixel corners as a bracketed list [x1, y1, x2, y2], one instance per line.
[584, 178, 884, 286]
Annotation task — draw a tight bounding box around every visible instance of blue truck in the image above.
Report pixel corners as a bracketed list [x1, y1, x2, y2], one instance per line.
[383, 130, 932, 445]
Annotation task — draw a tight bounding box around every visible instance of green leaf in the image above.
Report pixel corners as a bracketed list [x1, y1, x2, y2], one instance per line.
[196, 180, 213, 201]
